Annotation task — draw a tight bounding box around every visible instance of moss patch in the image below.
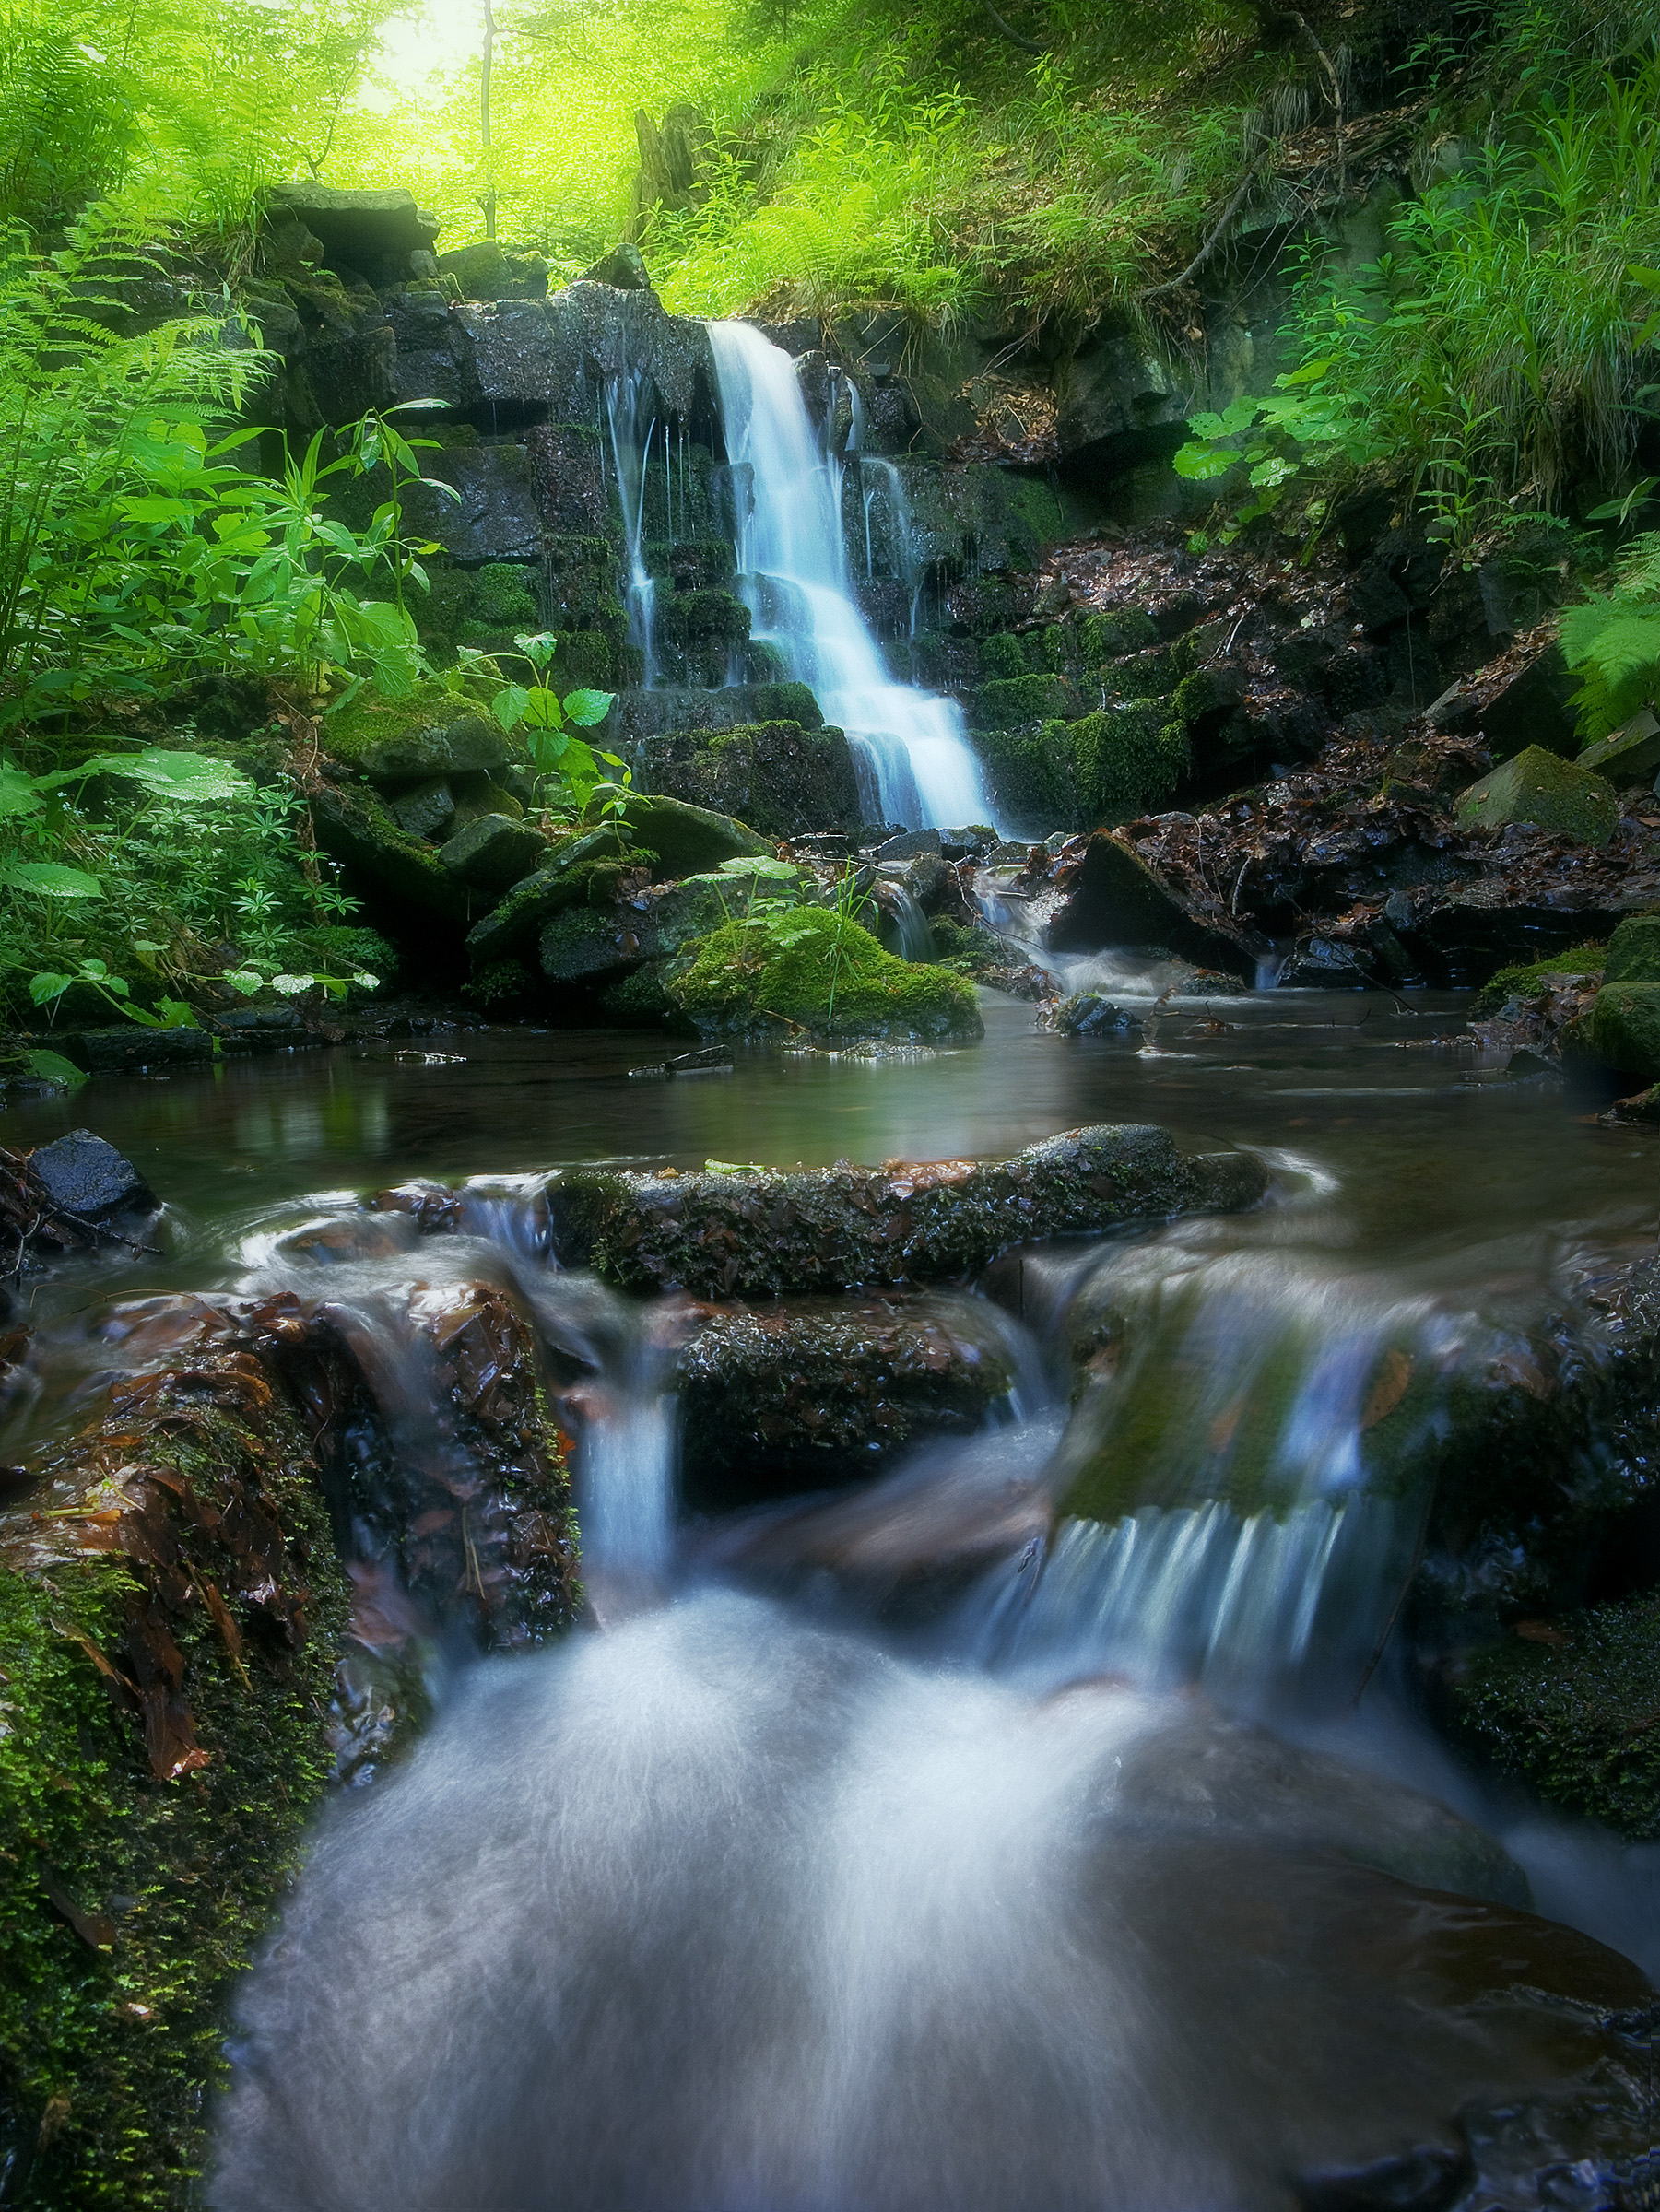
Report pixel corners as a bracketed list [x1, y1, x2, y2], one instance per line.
[1468, 946, 1607, 1017]
[1450, 1597, 1660, 1838]
[669, 908, 983, 1042]
[973, 708, 1187, 834]
[0, 1395, 348, 2208]
[636, 721, 862, 838]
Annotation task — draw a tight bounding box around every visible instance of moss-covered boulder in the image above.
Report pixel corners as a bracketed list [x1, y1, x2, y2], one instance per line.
[653, 589, 752, 687]
[668, 910, 982, 1044]
[463, 826, 642, 962]
[547, 1124, 1270, 1297]
[1454, 745, 1619, 847]
[635, 721, 862, 838]
[1589, 979, 1660, 1080]
[611, 794, 774, 875]
[1602, 911, 1660, 984]
[437, 812, 547, 891]
[324, 687, 517, 784]
[971, 673, 1073, 730]
[312, 784, 473, 921]
[1449, 1597, 1660, 1837]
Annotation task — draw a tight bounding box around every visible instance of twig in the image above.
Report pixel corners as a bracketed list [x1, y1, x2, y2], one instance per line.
[1139, 163, 1266, 302]
[1289, 9, 1346, 198]
[981, 0, 1044, 52]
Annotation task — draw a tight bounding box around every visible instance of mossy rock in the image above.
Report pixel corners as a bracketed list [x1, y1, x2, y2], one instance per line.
[547, 1124, 1271, 1298]
[1449, 1597, 1660, 1838]
[636, 721, 862, 839]
[1467, 945, 1607, 1017]
[1103, 649, 1179, 702]
[971, 674, 1072, 731]
[437, 812, 547, 891]
[1455, 745, 1619, 847]
[1603, 912, 1660, 985]
[464, 829, 659, 963]
[669, 909, 983, 1044]
[0, 1389, 347, 2208]
[978, 633, 1027, 681]
[1590, 979, 1660, 1080]
[973, 711, 1189, 838]
[322, 686, 518, 784]
[312, 784, 473, 921]
[1079, 608, 1159, 663]
[608, 794, 774, 876]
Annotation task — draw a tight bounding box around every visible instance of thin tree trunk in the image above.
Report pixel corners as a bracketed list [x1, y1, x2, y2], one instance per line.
[480, 0, 498, 241]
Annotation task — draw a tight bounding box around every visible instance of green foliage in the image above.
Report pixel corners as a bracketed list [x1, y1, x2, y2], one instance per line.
[0, 747, 383, 1023]
[455, 630, 619, 813]
[1560, 531, 1660, 739]
[1174, 58, 1660, 544]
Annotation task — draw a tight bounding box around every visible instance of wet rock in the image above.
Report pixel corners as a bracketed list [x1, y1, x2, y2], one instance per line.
[677, 1294, 1015, 1507]
[547, 1124, 1269, 1297]
[437, 812, 547, 891]
[463, 825, 636, 961]
[265, 182, 439, 282]
[312, 785, 472, 923]
[1048, 994, 1142, 1036]
[1589, 980, 1660, 1081]
[539, 906, 654, 987]
[612, 793, 775, 875]
[1278, 935, 1373, 989]
[1042, 832, 1260, 981]
[634, 722, 862, 839]
[390, 446, 542, 564]
[29, 1131, 158, 1223]
[582, 241, 652, 290]
[1477, 643, 1579, 762]
[1579, 705, 1660, 786]
[1454, 746, 1617, 847]
[877, 829, 943, 861]
[388, 777, 455, 841]
[56, 1025, 217, 1075]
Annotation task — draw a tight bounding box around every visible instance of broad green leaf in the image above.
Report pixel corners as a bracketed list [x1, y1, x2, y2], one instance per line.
[153, 998, 200, 1029]
[29, 971, 73, 1004]
[223, 969, 265, 996]
[491, 685, 531, 732]
[1171, 443, 1237, 482]
[1184, 411, 1225, 441]
[23, 1049, 88, 1089]
[82, 747, 252, 803]
[270, 973, 313, 994]
[562, 688, 615, 728]
[0, 764, 44, 818]
[520, 687, 566, 729]
[5, 861, 104, 898]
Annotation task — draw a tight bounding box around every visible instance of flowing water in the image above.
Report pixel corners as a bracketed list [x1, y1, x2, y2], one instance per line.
[6, 993, 1660, 2206]
[704, 319, 998, 833]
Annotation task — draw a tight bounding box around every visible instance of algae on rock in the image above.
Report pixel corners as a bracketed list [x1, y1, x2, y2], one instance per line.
[668, 909, 983, 1043]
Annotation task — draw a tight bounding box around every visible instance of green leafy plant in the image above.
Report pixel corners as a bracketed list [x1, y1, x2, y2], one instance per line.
[457, 631, 618, 808]
[1560, 531, 1660, 740]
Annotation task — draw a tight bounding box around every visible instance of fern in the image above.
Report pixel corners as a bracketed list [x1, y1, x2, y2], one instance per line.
[1561, 534, 1660, 740]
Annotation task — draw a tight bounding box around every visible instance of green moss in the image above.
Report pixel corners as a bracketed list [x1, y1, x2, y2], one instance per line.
[1450, 1596, 1660, 1838]
[637, 722, 861, 838]
[1604, 912, 1660, 984]
[1468, 945, 1607, 1015]
[748, 682, 824, 730]
[317, 681, 461, 765]
[1104, 648, 1178, 701]
[669, 908, 983, 1041]
[979, 633, 1026, 680]
[472, 563, 539, 626]
[972, 673, 1071, 730]
[972, 708, 1186, 834]
[0, 1411, 348, 2209]
[1079, 609, 1158, 663]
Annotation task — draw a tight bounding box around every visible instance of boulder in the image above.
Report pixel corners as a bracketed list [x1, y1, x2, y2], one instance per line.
[1043, 833, 1259, 981]
[388, 777, 456, 841]
[612, 794, 774, 875]
[1604, 911, 1660, 984]
[265, 184, 440, 278]
[668, 910, 981, 1045]
[1579, 706, 1660, 787]
[582, 241, 653, 290]
[635, 722, 862, 839]
[55, 1026, 217, 1076]
[1478, 643, 1579, 761]
[1454, 746, 1617, 847]
[538, 906, 654, 987]
[312, 785, 473, 921]
[1049, 994, 1141, 1036]
[547, 1124, 1270, 1297]
[438, 813, 547, 891]
[677, 1294, 1016, 1508]
[435, 241, 548, 300]
[463, 827, 641, 961]
[29, 1129, 158, 1221]
[341, 708, 514, 785]
[1590, 980, 1660, 1081]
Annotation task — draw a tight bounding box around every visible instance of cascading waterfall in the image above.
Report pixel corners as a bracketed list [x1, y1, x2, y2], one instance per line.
[605, 368, 659, 686]
[209, 1170, 1660, 2210]
[705, 318, 999, 834]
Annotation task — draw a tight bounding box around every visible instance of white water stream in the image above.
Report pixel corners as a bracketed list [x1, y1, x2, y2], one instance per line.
[705, 319, 999, 834]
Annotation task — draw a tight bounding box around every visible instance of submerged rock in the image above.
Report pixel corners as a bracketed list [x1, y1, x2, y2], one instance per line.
[547, 1124, 1269, 1297]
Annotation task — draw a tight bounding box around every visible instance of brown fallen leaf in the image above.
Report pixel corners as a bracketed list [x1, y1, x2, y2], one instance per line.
[1361, 1348, 1415, 1430]
[1514, 1619, 1569, 1647]
[40, 1866, 116, 1949]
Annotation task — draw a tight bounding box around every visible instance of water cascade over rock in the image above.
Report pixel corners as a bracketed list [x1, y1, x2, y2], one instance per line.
[705, 319, 1000, 831]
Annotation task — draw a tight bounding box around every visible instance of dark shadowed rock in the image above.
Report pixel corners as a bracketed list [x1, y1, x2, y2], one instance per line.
[58, 1027, 217, 1076]
[438, 813, 547, 890]
[1042, 833, 1260, 980]
[29, 1129, 158, 1221]
[547, 1124, 1268, 1297]
[1478, 644, 1579, 761]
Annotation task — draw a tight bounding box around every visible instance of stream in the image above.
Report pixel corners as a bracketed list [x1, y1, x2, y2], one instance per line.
[6, 987, 1660, 2207]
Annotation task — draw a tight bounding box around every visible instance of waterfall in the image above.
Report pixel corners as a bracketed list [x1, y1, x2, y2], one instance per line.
[605, 368, 659, 685]
[704, 319, 999, 834]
